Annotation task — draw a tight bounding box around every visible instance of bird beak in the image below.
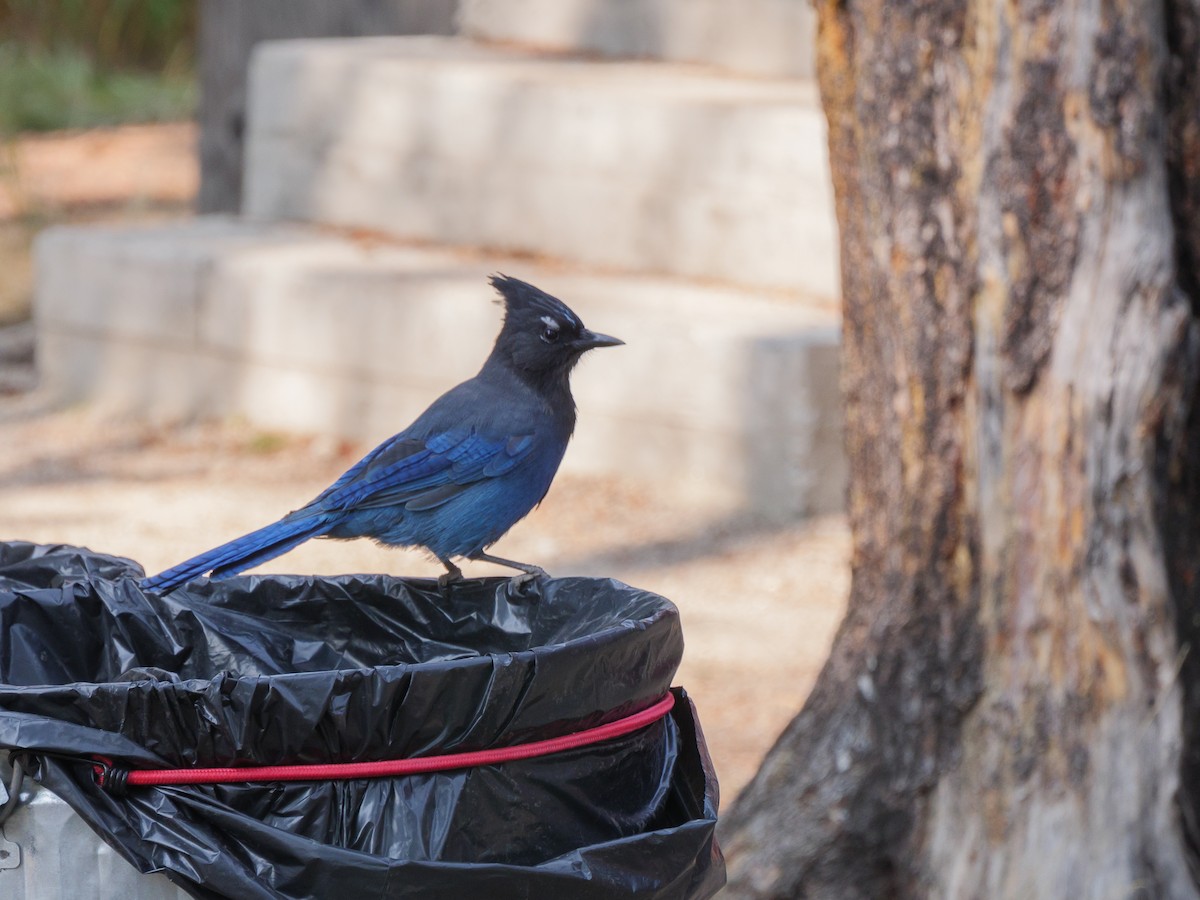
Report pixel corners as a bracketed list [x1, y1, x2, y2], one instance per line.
[575, 329, 624, 350]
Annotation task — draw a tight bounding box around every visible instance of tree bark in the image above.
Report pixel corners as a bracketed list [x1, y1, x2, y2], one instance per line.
[719, 0, 1200, 896]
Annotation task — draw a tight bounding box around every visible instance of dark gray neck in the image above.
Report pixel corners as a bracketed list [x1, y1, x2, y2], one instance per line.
[481, 354, 578, 432]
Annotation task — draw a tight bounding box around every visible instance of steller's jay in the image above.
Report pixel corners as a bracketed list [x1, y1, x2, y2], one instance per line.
[141, 275, 622, 593]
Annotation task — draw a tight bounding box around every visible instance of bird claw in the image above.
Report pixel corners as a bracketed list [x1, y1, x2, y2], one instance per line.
[438, 555, 545, 594]
[508, 569, 543, 587]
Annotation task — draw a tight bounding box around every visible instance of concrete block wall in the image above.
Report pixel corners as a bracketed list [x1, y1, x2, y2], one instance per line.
[242, 37, 838, 298]
[457, 0, 817, 78]
[36, 220, 843, 518]
[197, 0, 459, 212]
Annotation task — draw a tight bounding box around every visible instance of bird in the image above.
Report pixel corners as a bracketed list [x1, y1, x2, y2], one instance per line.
[141, 275, 623, 593]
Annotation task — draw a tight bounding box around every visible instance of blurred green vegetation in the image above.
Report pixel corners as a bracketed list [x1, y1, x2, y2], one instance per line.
[0, 43, 195, 132]
[0, 0, 196, 133]
[1, 0, 195, 71]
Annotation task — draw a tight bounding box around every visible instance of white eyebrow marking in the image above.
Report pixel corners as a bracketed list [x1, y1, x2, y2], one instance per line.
[540, 315, 560, 329]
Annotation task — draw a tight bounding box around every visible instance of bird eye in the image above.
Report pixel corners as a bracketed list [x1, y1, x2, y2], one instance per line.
[540, 322, 561, 344]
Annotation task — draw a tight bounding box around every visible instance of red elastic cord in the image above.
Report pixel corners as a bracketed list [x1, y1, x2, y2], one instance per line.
[118, 692, 675, 788]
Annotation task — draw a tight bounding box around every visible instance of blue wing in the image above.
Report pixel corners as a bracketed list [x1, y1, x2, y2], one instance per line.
[310, 429, 537, 514]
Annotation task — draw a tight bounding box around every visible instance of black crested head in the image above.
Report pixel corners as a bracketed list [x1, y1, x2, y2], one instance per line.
[485, 274, 622, 390]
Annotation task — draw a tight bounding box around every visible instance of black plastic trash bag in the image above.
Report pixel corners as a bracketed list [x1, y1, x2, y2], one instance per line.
[0, 542, 723, 899]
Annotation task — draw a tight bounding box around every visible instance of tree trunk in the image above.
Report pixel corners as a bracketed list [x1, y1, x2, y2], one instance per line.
[719, 0, 1200, 896]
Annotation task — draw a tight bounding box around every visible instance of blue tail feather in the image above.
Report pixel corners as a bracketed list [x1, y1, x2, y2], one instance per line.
[141, 515, 329, 592]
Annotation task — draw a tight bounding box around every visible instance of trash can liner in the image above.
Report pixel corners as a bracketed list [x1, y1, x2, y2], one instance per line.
[0, 543, 723, 899]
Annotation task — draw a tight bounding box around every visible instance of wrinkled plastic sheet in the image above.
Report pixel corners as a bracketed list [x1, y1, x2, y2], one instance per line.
[0, 542, 723, 899]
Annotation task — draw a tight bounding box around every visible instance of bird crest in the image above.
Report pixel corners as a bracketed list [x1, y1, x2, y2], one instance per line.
[490, 274, 583, 332]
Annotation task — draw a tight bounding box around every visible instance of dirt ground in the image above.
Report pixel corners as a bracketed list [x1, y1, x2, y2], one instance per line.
[0, 124, 850, 807]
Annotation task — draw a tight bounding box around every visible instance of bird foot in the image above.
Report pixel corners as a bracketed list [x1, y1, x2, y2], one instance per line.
[437, 558, 464, 590]
[469, 552, 547, 586]
[507, 566, 547, 588]
[503, 567, 548, 603]
[437, 571, 463, 590]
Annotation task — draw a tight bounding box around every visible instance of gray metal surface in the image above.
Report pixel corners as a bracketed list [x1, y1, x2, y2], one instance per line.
[0, 757, 189, 900]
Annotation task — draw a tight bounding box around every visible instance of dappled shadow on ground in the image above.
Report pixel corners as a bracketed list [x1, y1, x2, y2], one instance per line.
[557, 510, 785, 576]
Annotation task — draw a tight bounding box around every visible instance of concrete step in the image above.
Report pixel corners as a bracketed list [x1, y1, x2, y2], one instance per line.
[456, 0, 817, 79]
[35, 218, 844, 518]
[243, 36, 838, 298]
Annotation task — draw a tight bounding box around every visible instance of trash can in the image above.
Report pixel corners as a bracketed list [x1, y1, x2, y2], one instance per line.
[0, 542, 722, 899]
